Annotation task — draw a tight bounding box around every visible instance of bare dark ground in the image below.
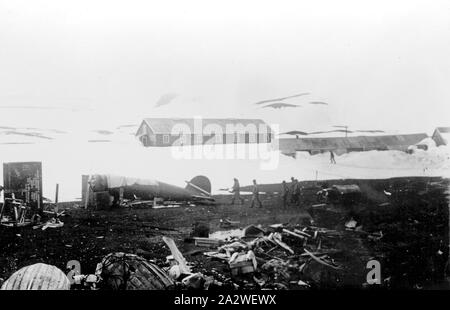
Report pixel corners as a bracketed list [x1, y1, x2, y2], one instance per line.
[0, 176, 449, 289]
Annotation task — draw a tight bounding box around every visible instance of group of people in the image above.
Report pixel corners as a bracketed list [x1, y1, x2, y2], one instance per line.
[230, 178, 262, 208]
[280, 177, 302, 209]
[226, 149, 338, 208]
[229, 177, 303, 209]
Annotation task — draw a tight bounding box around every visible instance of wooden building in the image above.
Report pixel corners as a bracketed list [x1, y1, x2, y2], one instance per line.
[136, 118, 273, 147]
[432, 127, 450, 146]
[279, 133, 428, 156]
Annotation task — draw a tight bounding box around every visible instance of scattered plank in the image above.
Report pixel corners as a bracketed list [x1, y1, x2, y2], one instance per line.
[303, 249, 341, 270]
[162, 236, 192, 274]
[282, 228, 306, 239]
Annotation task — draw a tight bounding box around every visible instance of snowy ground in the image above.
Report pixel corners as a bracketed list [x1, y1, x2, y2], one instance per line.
[0, 126, 449, 201]
[0, 108, 449, 201]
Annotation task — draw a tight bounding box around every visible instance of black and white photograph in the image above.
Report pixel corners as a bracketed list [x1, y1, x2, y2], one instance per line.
[0, 0, 449, 300]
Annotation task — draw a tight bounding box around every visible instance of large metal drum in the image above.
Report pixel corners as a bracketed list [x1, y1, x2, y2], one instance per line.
[96, 252, 175, 290]
[1, 263, 70, 290]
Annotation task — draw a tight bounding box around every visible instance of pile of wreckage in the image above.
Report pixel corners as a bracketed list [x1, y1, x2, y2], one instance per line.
[0, 196, 66, 230]
[180, 223, 346, 290]
[0, 219, 383, 290]
[154, 220, 381, 290]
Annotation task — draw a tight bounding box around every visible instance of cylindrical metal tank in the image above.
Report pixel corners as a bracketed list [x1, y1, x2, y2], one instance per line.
[1, 263, 70, 290]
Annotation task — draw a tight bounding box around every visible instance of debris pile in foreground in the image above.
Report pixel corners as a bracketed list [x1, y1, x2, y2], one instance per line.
[154, 221, 384, 290]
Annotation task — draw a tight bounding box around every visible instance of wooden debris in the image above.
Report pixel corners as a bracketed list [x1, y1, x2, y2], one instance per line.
[162, 236, 192, 274]
[193, 237, 224, 248]
[282, 228, 306, 239]
[270, 232, 294, 254]
[303, 249, 341, 270]
[292, 229, 313, 238]
[311, 204, 327, 208]
[203, 252, 229, 260]
[229, 251, 257, 276]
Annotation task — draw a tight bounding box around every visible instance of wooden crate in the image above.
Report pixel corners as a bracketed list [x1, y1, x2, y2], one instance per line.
[230, 259, 255, 276]
[194, 237, 224, 248]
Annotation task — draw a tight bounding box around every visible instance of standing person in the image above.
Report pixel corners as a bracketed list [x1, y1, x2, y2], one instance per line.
[291, 179, 300, 205]
[230, 178, 244, 205]
[289, 177, 296, 204]
[280, 181, 289, 210]
[330, 150, 336, 164]
[294, 179, 302, 207]
[291, 178, 300, 205]
[290, 178, 298, 205]
[250, 179, 262, 208]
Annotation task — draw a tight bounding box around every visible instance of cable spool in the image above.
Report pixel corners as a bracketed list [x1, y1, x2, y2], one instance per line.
[96, 252, 175, 290]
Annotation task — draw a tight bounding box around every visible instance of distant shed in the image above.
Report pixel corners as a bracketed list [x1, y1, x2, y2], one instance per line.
[432, 127, 450, 146]
[136, 118, 273, 147]
[279, 133, 428, 155]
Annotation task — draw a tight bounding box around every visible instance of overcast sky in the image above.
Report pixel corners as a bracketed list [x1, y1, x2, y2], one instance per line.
[1, 0, 449, 134]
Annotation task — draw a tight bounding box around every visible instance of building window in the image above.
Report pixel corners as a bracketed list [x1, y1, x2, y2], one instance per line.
[175, 133, 187, 146]
[196, 134, 203, 144]
[163, 135, 170, 144]
[141, 135, 149, 146]
[179, 133, 191, 145]
[245, 133, 250, 144]
[260, 134, 266, 143]
[214, 134, 223, 144]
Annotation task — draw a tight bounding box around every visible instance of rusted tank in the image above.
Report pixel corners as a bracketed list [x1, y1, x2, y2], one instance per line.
[1, 263, 70, 290]
[95, 252, 175, 290]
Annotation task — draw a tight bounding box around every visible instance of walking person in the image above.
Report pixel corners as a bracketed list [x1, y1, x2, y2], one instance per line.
[280, 181, 289, 210]
[230, 178, 244, 205]
[250, 179, 262, 208]
[330, 150, 336, 164]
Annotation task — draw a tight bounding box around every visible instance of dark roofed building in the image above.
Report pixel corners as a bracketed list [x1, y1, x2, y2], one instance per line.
[279, 133, 428, 156]
[432, 127, 450, 146]
[136, 118, 273, 147]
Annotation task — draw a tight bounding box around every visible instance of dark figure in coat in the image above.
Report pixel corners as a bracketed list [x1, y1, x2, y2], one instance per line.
[230, 178, 244, 205]
[280, 181, 289, 209]
[250, 179, 262, 208]
[330, 150, 336, 164]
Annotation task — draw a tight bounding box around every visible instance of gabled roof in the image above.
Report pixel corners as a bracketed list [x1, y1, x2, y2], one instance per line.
[435, 127, 450, 133]
[433, 127, 450, 145]
[139, 118, 272, 135]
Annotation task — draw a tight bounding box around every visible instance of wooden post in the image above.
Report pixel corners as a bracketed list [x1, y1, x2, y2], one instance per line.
[13, 205, 18, 222]
[447, 181, 450, 279]
[54, 184, 59, 213]
[84, 176, 90, 209]
[119, 187, 124, 204]
[0, 187, 4, 221]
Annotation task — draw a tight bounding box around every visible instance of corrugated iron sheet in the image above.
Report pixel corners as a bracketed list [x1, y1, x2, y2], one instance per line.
[1, 263, 70, 290]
